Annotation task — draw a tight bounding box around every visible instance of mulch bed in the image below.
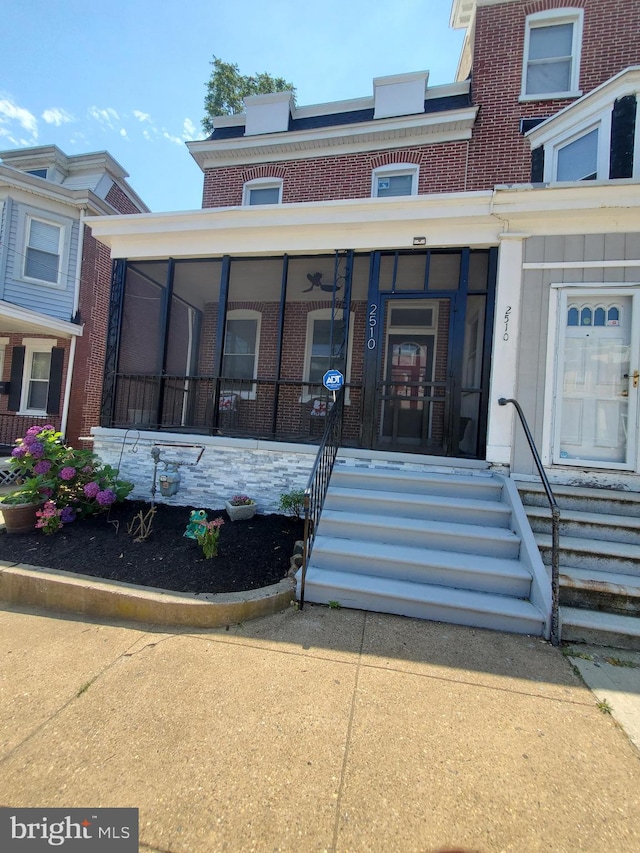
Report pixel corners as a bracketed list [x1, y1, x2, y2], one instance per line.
[0, 501, 304, 595]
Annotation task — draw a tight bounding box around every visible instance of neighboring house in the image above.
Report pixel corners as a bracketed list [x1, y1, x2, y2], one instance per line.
[88, 0, 640, 643]
[0, 145, 148, 449]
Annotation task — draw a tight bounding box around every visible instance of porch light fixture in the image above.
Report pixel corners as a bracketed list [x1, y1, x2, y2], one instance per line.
[412, 237, 427, 246]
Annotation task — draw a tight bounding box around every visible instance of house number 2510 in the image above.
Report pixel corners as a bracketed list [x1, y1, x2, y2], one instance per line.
[368, 303, 377, 349]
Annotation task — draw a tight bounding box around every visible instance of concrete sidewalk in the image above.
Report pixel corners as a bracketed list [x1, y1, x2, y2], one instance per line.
[1, 604, 639, 853]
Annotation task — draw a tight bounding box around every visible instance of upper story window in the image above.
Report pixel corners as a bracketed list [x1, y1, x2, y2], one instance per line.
[242, 178, 283, 206]
[372, 164, 419, 198]
[521, 9, 583, 100]
[24, 216, 62, 285]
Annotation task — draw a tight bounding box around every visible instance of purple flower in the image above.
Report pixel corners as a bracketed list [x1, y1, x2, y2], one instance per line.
[59, 467, 76, 481]
[83, 481, 100, 498]
[42, 424, 55, 431]
[29, 442, 44, 459]
[41, 487, 53, 498]
[11, 446, 26, 458]
[26, 426, 42, 436]
[33, 459, 52, 475]
[23, 434, 37, 447]
[60, 507, 76, 523]
[96, 489, 116, 506]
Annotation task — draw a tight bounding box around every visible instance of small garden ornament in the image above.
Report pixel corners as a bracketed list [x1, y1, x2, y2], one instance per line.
[184, 509, 208, 539]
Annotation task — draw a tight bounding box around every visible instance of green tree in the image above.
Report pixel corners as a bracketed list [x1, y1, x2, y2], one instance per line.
[203, 57, 296, 135]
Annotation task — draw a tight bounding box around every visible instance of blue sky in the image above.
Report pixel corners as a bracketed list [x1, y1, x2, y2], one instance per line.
[1, 1, 464, 212]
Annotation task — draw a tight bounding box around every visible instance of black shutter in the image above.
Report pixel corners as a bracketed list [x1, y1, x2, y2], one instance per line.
[610, 95, 637, 179]
[46, 347, 65, 415]
[8, 346, 25, 411]
[531, 146, 545, 183]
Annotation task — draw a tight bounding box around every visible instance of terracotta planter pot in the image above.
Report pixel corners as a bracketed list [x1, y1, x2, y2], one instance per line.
[1, 501, 42, 534]
[224, 501, 257, 522]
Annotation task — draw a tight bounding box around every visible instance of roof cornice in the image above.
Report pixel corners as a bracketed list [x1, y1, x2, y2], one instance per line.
[188, 103, 478, 170]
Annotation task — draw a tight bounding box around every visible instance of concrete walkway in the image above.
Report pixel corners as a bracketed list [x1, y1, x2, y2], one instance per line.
[1, 603, 640, 853]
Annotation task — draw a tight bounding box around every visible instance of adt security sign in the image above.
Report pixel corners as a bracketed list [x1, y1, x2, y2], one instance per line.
[323, 369, 344, 391]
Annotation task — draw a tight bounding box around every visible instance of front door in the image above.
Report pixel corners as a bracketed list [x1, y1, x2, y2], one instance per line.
[382, 334, 436, 446]
[554, 290, 640, 468]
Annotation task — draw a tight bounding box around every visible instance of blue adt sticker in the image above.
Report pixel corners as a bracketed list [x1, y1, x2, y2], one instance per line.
[322, 369, 344, 390]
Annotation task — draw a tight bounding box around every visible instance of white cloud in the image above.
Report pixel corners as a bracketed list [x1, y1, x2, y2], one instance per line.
[120, 128, 128, 138]
[162, 130, 183, 146]
[133, 110, 152, 123]
[142, 129, 152, 140]
[182, 118, 197, 139]
[0, 97, 38, 140]
[42, 107, 75, 126]
[88, 105, 120, 129]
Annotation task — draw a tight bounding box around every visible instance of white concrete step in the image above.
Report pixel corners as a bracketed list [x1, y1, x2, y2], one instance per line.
[299, 568, 545, 636]
[310, 535, 532, 597]
[319, 509, 521, 559]
[535, 532, 640, 576]
[526, 505, 640, 544]
[560, 607, 640, 651]
[519, 482, 640, 518]
[331, 466, 502, 501]
[325, 486, 512, 527]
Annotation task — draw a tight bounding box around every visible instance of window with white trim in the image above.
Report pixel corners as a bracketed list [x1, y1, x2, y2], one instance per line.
[521, 9, 583, 100]
[302, 309, 354, 401]
[222, 310, 261, 397]
[24, 216, 62, 284]
[20, 341, 55, 415]
[372, 164, 419, 198]
[242, 178, 283, 206]
[556, 127, 599, 181]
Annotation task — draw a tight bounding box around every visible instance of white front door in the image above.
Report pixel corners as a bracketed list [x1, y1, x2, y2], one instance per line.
[554, 290, 640, 469]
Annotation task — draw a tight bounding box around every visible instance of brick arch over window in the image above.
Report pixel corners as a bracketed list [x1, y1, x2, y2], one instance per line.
[523, 0, 584, 14]
[241, 165, 287, 183]
[369, 151, 423, 170]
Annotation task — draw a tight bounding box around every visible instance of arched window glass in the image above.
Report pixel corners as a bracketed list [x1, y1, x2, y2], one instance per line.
[567, 306, 579, 326]
[608, 306, 620, 324]
[581, 307, 592, 326]
[594, 307, 605, 326]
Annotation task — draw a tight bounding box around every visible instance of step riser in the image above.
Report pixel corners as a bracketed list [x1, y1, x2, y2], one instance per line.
[318, 518, 521, 559]
[520, 491, 640, 519]
[528, 516, 640, 545]
[332, 470, 502, 501]
[539, 546, 640, 576]
[309, 548, 531, 597]
[560, 623, 640, 651]
[559, 586, 640, 617]
[302, 584, 543, 636]
[325, 493, 510, 528]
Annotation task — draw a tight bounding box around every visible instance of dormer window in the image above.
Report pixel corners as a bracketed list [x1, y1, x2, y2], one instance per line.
[25, 168, 48, 179]
[556, 127, 599, 181]
[521, 9, 583, 100]
[372, 164, 419, 198]
[243, 178, 283, 206]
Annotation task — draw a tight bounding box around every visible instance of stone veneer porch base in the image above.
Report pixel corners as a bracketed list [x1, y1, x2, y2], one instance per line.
[0, 562, 296, 628]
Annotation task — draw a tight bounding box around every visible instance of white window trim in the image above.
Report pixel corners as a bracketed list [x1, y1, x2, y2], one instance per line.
[547, 113, 611, 183]
[301, 308, 354, 403]
[222, 309, 261, 399]
[18, 338, 56, 416]
[371, 163, 419, 198]
[19, 210, 70, 289]
[242, 177, 283, 206]
[520, 8, 584, 102]
[0, 337, 9, 387]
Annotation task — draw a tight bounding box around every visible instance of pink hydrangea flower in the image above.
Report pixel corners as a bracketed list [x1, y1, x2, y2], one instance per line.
[83, 481, 100, 498]
[96, 489, 116, 506]
[59, 467, 76, 481]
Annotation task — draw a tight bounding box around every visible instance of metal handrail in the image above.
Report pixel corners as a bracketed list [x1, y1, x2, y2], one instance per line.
[299, 386, 345, 609]
[499, 397, 560, 646]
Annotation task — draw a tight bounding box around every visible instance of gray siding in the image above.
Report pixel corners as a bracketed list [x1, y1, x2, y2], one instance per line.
[2, 198, 78, 321]
[514, 233, 640, 475]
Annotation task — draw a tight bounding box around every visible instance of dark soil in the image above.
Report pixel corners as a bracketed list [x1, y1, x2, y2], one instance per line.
[0, 501, 304, 594]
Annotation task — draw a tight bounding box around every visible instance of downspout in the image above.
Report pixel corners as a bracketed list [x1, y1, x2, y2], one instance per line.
[60, 207, 86, 439]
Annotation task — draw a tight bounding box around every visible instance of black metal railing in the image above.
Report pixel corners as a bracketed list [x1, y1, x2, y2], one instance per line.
[499, 397, 561, 646]
[105, 373, 361, 446]
[299, 386, 346, 609]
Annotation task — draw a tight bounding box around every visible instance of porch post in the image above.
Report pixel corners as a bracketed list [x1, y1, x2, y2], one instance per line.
[486, 232, 528, 466]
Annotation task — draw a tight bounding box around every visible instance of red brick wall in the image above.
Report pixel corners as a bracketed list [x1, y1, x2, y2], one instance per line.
[466, 0, 640, 189]
[105, 182, 141, 216]
[202, 144, 469, 208]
